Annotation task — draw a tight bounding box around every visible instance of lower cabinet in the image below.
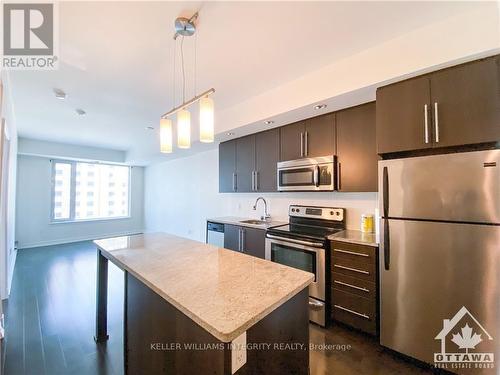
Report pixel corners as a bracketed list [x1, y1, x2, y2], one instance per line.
[330, 241, 379, 335]
[224, 224, 266, 259]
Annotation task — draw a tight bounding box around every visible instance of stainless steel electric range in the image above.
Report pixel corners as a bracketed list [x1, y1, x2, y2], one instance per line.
[265, 205, 345, 326]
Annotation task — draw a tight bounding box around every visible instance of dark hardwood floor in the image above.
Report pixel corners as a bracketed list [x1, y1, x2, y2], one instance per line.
[3, 241, 433, 375]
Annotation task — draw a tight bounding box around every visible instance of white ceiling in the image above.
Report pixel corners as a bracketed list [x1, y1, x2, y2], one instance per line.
[8, 1, 485, 165]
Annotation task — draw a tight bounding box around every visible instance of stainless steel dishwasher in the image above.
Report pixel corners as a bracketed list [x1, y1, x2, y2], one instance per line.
[206, 222, 224, 247]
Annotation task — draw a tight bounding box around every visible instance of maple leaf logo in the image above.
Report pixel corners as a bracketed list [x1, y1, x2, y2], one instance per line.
[451, 323, 483, 353]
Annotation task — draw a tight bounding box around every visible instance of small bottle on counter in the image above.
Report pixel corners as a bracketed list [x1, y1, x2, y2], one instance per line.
[361, 214, 374, 233]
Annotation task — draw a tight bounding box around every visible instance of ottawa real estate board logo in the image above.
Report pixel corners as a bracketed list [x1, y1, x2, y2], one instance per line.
[1, 2, 58, 69]
[434, 306, 495, 371]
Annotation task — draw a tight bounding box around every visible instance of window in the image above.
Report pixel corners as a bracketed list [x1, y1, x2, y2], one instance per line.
[51, 160, 130, 222]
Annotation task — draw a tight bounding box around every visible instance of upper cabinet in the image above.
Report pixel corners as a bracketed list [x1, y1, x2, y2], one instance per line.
[377, 55, 500, 154]
[219, 140, 236, 192]
[235, 135, 255, 192]
[280, 114, 335, 161]
[280, 121, 305, 161]
[429, 55, 500, 148]
[305, 113, 336, 158]
[255, 129, 279, 192]
[336, 102, 378, 192]
[376, 76, 431, 154]
[219, 129, 279, 193]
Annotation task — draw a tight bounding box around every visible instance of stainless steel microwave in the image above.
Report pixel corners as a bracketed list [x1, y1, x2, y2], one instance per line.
[277, 156, 335, 191]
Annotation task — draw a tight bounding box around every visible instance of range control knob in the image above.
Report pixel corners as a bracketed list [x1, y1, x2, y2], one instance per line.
[330, 211, 334, 215]
[296, 209, 300, 213]
[291, 208, 295, 212]
[336, 211, 340, 216]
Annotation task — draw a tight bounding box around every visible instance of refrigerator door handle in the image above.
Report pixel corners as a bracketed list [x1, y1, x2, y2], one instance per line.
[383, 166, 390, 270]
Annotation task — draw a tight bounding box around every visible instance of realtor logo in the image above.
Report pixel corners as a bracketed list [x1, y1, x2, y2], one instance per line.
[434, 307, 494, 369]
[1, 2, 58, 69]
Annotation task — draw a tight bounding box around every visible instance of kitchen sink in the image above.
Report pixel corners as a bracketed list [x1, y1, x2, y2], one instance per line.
[239, 219, 268, 225]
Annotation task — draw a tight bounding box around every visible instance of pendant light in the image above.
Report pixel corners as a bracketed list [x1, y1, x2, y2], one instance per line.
[160, 118, 173, 153]
[177, 109, 191, 148]
[159, 12, 215, 153]
[199, 96, 214, 143]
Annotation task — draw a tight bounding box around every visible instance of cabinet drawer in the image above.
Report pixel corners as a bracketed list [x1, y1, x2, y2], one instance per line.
[331, 288, 377, 335]
[331, 256, 376, 282]
[331, 241, 376, 264]
[332, 272, 376, 300]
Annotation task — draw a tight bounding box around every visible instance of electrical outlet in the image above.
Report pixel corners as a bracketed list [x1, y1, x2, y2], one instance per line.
[231, 331, 247, 374]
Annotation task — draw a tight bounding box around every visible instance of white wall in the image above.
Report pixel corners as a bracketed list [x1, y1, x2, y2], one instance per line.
[1, 74, 19, 298]
[15, 154, 144, 248]
[144, 149, 377, 242]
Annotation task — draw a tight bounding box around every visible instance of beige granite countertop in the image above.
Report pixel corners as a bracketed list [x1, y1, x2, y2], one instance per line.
[94, 232, 313, 343]
[207, 216, 286, 230]
[328, 229, 379, 247]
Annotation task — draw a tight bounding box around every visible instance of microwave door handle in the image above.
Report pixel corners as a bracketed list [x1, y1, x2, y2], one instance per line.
[314, 166, 320, 187]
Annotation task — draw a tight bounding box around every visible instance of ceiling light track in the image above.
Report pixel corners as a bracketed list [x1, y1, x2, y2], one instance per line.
[161, 88, 215, 119]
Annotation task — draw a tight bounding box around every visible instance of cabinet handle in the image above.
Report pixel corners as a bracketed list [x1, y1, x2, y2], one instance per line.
[434, 102, 440, 143]
[251, 171, 255, 191]
[334, 264, 370, 275]
[334, 280, 370, 293]
[424, 104, 429, 144]
[240, 229, 245, 252]
[238, 229, 242, 251]
[232, 173, 237, 192]
[334, 305, 370, 320]
[255, 171, 259, 191]
[337, 162, 341, 191]
[333, 248, 369, 257]
[300, 132, 304, 157]
[305, 131, 309, 156]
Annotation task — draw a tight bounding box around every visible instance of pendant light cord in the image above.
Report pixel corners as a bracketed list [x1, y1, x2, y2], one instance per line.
[180, 36, 186, 103]
[172, 38, 176, 108]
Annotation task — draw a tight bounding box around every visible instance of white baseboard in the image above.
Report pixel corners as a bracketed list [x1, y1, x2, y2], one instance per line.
[17, 230, 144, 249]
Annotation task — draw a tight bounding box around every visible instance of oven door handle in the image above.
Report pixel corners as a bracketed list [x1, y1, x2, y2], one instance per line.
[266, 234, 324, 248]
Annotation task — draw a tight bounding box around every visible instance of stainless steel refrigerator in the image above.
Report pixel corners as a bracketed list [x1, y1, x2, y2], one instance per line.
[379, 149, 500, 372]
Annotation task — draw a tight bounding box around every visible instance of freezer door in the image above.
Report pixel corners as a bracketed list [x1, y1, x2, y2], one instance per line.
[379, 218, 500, 369]
[378, 150, 500, 224]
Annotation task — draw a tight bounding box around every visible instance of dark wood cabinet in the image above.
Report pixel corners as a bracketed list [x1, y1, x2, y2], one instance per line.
[305, 113, 335, 158]
[236, 135, 255, 193]
[377, 55, 500, 154]
[280, 121, 305, 161]
[331, 241, 379, 335]
[376, 76, 432, 154]
[336, 102, 378, 192]
[429, 55, 500, 148]
[223, 224, 266, 259]
[219, 140, 236, 192]
[255, 129, 279, 192]
[280, 115, 335, 161]
[220, 130, 279, 193]
[241, 227, 266, 259]
[223, 224, 240, 251]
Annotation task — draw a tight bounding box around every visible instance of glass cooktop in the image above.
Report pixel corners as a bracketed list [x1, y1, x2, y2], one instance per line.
[267, 223, 343, 241]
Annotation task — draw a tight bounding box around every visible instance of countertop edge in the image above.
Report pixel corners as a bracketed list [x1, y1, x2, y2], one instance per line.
[95, 243, 313, 343]
[328, 230, 379, 247]
[207, 217, 286, 230]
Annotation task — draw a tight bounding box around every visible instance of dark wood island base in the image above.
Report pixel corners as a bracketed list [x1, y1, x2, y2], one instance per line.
[93, 236, 313, 375]
[125, 273, 309, 375]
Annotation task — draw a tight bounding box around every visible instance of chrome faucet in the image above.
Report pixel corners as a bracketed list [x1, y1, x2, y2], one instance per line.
[253, 197, 271, 221]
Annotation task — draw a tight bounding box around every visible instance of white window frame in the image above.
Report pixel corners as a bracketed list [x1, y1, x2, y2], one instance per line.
[50, 159, 131, 223]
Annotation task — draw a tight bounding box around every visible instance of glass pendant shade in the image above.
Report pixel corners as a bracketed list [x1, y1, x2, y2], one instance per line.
[160, 118, 173, 153]
[177, 109, 191, 149]
[199, 96, 214, 143]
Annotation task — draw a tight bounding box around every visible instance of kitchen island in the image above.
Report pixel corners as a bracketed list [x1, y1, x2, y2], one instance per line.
[94, 232, 313, 375]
